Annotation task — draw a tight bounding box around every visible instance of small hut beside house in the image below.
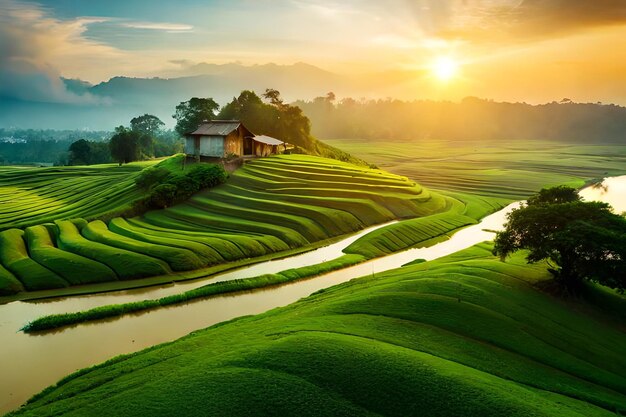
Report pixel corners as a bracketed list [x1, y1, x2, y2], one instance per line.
[185, 120, 285, 159]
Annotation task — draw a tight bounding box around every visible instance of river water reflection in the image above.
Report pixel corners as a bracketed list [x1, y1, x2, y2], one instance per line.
[579, 175, 626, 214]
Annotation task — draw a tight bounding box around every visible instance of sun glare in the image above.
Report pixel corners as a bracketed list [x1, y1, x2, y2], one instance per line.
[432, 56, 458, 81]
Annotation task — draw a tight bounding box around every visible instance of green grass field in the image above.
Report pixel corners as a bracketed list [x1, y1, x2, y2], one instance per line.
[1, 155, 484, 296]
[0, 161, 160, 230]
[12, 244, 626, 416]
[324, 139, 626, 199]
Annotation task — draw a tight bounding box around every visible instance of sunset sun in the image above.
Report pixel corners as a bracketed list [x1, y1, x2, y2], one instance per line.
[432, 56, 459, 81]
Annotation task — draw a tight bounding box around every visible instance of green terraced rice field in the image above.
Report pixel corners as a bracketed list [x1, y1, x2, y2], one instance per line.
[324, 139, 626, 199]
[13, 244, 626, 416]
[0, 160, 161, 230]
[1, 155, 489, 296]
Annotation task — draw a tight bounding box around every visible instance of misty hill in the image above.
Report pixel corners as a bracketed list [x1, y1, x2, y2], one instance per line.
[0, 63, 342, 130]
[296, 96, 626, 143]
[2, 59, 625, 145]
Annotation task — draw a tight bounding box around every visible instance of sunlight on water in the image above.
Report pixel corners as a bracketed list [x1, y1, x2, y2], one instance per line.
[579, 175, 626, 215]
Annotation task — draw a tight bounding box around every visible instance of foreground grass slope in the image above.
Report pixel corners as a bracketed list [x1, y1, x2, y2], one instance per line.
[1, 155, 488, 296]
[12, 244, 626, 416]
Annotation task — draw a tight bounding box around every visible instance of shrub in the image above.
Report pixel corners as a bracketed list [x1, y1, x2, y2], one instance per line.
[224, 152, 239, 161]
[135, 166, 171, 189]
[167, 175, 200, 198]
[149, 184, 178, 208]
[187, 164, 228, 188]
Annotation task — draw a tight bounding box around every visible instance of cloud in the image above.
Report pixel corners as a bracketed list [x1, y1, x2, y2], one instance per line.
[509, 0, 626, 35]
[0, 0, 115, 104]
[399, 0, 626, 42]
[120, 21, 193, 33]
[291, 0, 363, 18]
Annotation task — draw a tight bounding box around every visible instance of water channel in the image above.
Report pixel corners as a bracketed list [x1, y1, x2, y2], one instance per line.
[1, 175, 624, 413]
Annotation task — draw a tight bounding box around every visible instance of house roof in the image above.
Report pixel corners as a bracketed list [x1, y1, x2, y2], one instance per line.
[188, 120, 241, 136]
[253, 135, 284, 146]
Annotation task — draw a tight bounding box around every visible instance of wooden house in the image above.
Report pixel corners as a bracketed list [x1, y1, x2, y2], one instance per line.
[185, 120, 285, 158]
[251, 135, 286, 157]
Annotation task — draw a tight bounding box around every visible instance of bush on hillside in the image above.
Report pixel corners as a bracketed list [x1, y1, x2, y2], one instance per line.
[149, 184, 178, 208]
[167, 175, 199, 199]
[132, 163, 228, 211]
[135, 166, 171, 189]
[187, 164, 228, 188]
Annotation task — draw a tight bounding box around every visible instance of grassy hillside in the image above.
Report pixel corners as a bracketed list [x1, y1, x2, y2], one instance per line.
[325, 140, 626, 199]
[1, 155, 491, 296]
[11, 244, 626, 416]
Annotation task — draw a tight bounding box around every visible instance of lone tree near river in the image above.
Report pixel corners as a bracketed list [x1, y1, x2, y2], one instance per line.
[493, 186, 626, 293]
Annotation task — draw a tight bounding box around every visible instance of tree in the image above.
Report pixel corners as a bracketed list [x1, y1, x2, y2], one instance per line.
[130, 114, 165, 137]
[527, 185, 580, 205]
[218, 90, 269, 135]
[109, 126, 142, 165]
[68, 139, 91, 165]
[493, 186, 626, 293]
[131, 114, 164, 158]
[262, 88, 283, 107]
[153, 129, 184, 157]
[89, 141, 112, 164]
[149, 184, 177, 208]
[260, 88, 312, 148]
[173, 97, 219, 136]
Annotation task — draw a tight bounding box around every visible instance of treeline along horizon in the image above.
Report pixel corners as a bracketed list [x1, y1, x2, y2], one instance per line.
[295, 96, 626, 142]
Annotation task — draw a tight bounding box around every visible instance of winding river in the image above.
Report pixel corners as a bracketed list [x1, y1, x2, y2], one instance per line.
[1, 176, 624, 414]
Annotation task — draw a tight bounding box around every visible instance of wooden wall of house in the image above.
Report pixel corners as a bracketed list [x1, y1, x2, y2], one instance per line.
[224, 129, 244, 156]
[253, 142, 275, 157]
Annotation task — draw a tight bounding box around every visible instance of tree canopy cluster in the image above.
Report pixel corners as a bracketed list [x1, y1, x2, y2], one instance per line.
[173, 89, 314, 150]
[494, 186, 626, 293]
[0, 129, 110, 165]
[68, 139, 111, 165]
[173, 98, 220, 137]
[65, 114, 182, 166]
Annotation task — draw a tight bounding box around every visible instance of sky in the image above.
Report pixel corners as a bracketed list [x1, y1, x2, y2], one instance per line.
[2, 0, 626, 104]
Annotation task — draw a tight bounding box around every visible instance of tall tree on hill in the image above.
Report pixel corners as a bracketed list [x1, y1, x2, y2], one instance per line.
[219, 90, 269, 135]
[88, 141, 112, 164]
[130, 114, 165, 137]
[263, 89, 312, 149]
[219, 89, 312, 149]
[109, 126, 142, 165]
[493, 186, 626, 294]
[173, 97, 219, 137]
[68, 139, 92, 165]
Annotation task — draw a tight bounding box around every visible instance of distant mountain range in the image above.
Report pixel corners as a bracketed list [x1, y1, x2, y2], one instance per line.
[0, 63, 372, 130]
